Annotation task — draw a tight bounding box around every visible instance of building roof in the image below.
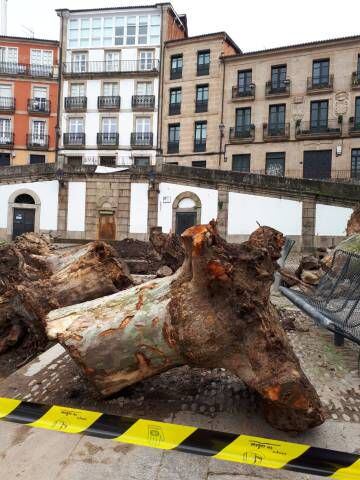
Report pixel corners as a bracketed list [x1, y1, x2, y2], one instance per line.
[165, 31, 242, 54]
[0, 35, 59, 45]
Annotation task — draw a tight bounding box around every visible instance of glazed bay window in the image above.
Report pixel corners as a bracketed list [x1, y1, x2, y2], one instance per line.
[197, 50, 210, 76]
[195, 84, 208, 112]
[194, 121, 207, 152]
[232, 154, 250, 173]
[266, 152, 285, 176]
[169, 87, 181, 115]
[98, 117, 118, 147]
[351, 149, 360, 179]
[168, 123, 180, 153]
[64, 117, 85, 146]
[0, 118, 13, 146]
[170, 54, 183, 80]
[98, 82, 120, 110]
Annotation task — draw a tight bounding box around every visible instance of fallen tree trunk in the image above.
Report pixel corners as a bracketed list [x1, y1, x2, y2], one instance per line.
[0, 234, 133, 354]
[46, 222, 324, 433]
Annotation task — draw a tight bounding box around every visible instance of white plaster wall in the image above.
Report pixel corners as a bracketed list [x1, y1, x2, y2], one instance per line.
[228, 192, 302, 235]
[315, 204, 353, 236]
[130, 183, 148, 233]
[158, 183, 218, 233]
[0, 181, 59, 230]
[67, 182, 86, 232]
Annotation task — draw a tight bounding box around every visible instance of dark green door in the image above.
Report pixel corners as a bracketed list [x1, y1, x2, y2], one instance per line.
[175, 212, 197, 235]
[13, 208, 35, 239]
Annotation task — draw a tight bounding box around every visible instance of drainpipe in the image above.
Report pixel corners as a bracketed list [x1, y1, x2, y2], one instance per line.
[218, 54, 226, 168]
[55, 12, 65, 167]
[156, 4, 166, 164]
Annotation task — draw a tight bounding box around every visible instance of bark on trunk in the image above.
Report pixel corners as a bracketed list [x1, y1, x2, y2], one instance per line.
[0, 233, 133, 354]
[46, 223, 324, 433]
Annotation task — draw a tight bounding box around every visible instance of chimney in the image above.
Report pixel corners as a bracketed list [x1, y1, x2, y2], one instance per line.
[0, 0, 8, 35]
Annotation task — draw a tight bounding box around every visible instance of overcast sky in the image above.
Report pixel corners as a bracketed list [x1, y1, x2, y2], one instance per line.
[4, 0, 360, 52]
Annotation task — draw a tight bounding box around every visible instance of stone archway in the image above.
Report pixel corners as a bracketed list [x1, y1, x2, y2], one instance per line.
[7, 188, 41, 239]
[172, 191, 201, 234]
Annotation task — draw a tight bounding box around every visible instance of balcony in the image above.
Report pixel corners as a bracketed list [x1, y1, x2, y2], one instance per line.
[27, 98, 50, 115]
[169, 102, 181, 115]
[229, 125, 255, 144]
[132, 95, 155, 111]
[307, 74, 334, 93]
[130, 132, 153, 148]
[27, 134, 49, 150]
[64, 96, 87, 112]
[295, 120, 341, 139]
[193, 139, 206, 152]
[97, 132, 119, 148]
[265, 80, 290, 98]
[0, 62, 58, 79]
[195, 99, 208, 113]
[167, 141, 179, 154]
[0, 96, 15, 113]
[170, 67, 182, 80]
[263, 122, 290, 141]
[97, 96, 121, 111]
[231, 84, 255, 101]
[0, 132, 14, 147]
[197, 63, 210, 76]
[349, 118, 360, 137]
[351, 71, 360, 90]
[63, 132, 86, 148]
[62, 60, 160, 78]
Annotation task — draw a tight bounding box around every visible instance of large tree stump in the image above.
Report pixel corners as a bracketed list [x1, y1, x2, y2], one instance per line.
[46, 223, 324, 432]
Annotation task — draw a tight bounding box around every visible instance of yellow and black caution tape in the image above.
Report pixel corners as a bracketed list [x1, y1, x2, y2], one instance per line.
[0, 397, 359, 478]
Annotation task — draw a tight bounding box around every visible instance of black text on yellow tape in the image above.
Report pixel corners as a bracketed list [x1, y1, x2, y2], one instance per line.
[0, 398, 359, 479]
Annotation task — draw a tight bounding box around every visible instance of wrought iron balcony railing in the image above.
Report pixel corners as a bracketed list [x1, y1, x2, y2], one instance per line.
[97, 132, 119, 147]
[0, 132, 14, 146]
[169, 102, 181, 115]
[130, 132, 153, 148]
[0, 62, 58, 78]
[265, 79, 291, 97]
[167, 141, 179, 154]
[193, 139, 207, 152]
[62, 60, 160, 76]
[64, 96, 87, 112]
[263, 122, 290, 141]
[170, 67, 182, 80]
[63, 132, 86, 147]
[131, 95, 155, 111]
[97, 96, 121, 110]
[195, 99, 208, 113]
[232, 84, 256, 100]
[351, 71, 360, 89]
[229, 125, 255, 143]
[307, 74, 334, 92]
[27, 98, 51, 115]
[26, 134, 49, 149]
[295, 120, 341, 139]
[0, 96, 15, 112]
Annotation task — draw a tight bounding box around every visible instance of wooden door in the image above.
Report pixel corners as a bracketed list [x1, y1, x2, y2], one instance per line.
[99, 213, 116, 240]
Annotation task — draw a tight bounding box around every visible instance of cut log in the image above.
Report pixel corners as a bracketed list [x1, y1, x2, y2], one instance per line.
[46, 222, 324, 433]
[149, 227, 185, 272]
[346, 205, 360, 236]
[0, 234, 133, 354]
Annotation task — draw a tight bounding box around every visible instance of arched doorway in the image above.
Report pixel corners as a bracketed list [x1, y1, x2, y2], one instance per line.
[172, 192, 201, 235]
[12, 193, 36, 239]
[98, 201, 116, 240]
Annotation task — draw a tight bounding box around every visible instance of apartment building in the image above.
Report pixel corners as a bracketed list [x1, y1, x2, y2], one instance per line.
[56, 3, 186, 168]
[0, 36, 59, 166]
[160, 32, 241, 169]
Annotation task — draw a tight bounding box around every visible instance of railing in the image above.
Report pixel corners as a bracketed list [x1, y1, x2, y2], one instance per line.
[0, 62, 58, 78]
[307, 74, 334, 91]
[349, 118, 360, 135]
[167, 141, 179, 154]
[63, 132, 86, 147]
[351, 71, 360, 88]
[250, 169, 360, 183]
[97, 96, 121, 110]
[27, 98, 51, 114]
[131, 95, 155, 110]
[0, 132, 14, 146]
[265, 79, 290, 96]
[232, 84, 256, 100]
[296, 120, 341, 138]
[97, 132, 119, 147]
[195, 99, 208, 113]
[170, 67, 182, 80]
[229, 125, 255, 143]
[194, 139, 207, 152]
[0, 96, 15, 112]
[26, 134, 49, 149]
[130, 132, 153, 147]
[263, 122, 290, 140]
[63, 60, 160, 75]
[64, 96, 87, 112]
[197, 63, 210, 76]
[169, 102, 181, 115]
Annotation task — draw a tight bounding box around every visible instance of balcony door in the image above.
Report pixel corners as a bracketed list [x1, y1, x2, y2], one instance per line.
[137, 82, 152, 95]
[271, 65, 286, 90]
[101, 118, 117, 144]
[139, 50, 154, 71]
[0, 84, 12, 110]
[32, 120, 46, 145]
[33, 86, 47, 111]
[237, 70, 252, 94]
[310, 100, 328, 131]
[235, 107, 251, 134]
[105, 51, 120, 72]
[136, 117, 150, 134]
[269, 104, 285, 134]
[72, 53, 87, 73]
[30, 49, 53, 76]
[312, 59, 329, 86]
[355, 97, 360, 127]
[70, 83, 85, 97]
[0, 118, 11, 143]
[103, 82, 119, 97]
[352, 149, 360, 179]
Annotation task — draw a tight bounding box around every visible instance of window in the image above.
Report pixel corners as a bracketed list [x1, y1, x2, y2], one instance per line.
[32, 120, 46, 138]
[100, 156, 116, 166]
[266, 152, 285, 176]
[0, 84, 12, 110]
[192, 160, 206, 168]
[194, 121, 207, 152]
[170, 54, 183, 80]
[0, 46, 18, 63]
[168, 123, 180, 153]
[103, 82, 119, 96]
[355, 97, 360, 126]
[237, 70, 252, 94]
[312, 59, 329, 86]
[105, 51, 120, 72]
[115, 17, 125, 46]
[31, 49, 53, 65]
[135, 116, 151, 133]
[0, 84, 11, 97]
[351, 149, 360, 178]
[271, 65, 287, 90]
[103, 17, 114, 46]
[269, 104, 286, 134]
[0, 153, 10, 165]
[134, 156, 150, 166]
[30, 154, 45, 164]
[126, 16, 136, 45]
[357, 55, 360, 77]
[67, 156, 82, 166]
[32, 86, 48, 112]
[235, 107, 251, 134]
[197, 50, 210, 76]
[91, 17, 102, 47]
[69, 117, 84, 133]
[0, 118, 11, 144]
[150, 15, 161, 44]
[102, 117, 117, 133]
[232, 154, 250, 172]
[169, 87, 181, 115]
[70, 83, 85, 97]
[137, 81, 153, 95]
[80, 18, 90, 47]
[139, 50, 154, 71]
[310, 100, 328, 130]
[195, 85, 208, 112]
[72, 52, 88, 73]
